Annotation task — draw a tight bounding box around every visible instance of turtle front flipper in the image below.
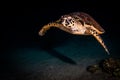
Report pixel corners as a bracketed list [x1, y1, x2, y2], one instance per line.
[89, 28, 110, 55]
[38, 21, 64, 36]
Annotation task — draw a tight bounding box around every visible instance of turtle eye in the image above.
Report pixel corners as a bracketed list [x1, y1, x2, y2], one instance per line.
[65, 19, 69, 26]
[68, 18, 72, 23]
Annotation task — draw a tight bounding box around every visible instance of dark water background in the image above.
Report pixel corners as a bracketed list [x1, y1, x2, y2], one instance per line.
[1, 1, 120, 80]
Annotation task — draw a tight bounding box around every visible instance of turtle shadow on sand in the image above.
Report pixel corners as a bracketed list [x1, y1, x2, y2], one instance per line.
[38, 30, 77, 65]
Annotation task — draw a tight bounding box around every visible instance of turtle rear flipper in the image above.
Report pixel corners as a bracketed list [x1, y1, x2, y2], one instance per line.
[89, 28, 110, 55]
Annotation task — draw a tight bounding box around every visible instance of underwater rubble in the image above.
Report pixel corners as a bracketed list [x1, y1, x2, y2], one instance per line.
[87, 57, 120, 78]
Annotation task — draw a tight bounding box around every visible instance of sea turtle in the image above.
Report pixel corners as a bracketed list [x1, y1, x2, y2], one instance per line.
[38, 12, 110, 55]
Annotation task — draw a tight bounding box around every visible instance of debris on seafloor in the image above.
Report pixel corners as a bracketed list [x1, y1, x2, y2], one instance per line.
[87, 64, 101, 73]
[87, 57, 120, 77]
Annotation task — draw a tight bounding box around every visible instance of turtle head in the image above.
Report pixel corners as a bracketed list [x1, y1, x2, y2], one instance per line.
[60, 15, 75, 27]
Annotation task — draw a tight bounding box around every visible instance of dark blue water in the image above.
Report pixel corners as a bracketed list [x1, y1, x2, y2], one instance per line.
[1, 2, 120, 80]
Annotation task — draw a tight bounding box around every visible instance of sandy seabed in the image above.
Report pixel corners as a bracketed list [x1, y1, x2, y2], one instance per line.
[2, 57, 120, 80]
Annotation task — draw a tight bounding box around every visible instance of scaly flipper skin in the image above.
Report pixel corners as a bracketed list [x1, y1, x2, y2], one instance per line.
[39, 22, 64, 36]
[88, 27, 110, 55]
[38, 12, 110, 55]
